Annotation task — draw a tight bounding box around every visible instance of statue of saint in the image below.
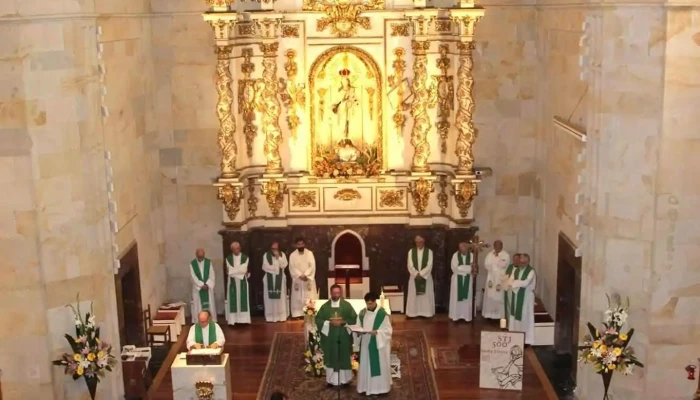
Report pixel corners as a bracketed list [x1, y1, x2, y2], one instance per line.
[332, 77, 360, 141]
[336, 139, 360, 163]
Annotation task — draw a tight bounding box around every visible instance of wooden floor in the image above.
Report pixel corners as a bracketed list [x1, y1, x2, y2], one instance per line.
[148, 315, 557, 400]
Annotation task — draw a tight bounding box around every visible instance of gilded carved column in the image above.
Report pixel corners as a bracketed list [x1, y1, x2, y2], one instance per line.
[410, 40, 438, 172]
[454, 41, 475, 174]
[215, 44, 238, 178]
[255, 42, 284, 174]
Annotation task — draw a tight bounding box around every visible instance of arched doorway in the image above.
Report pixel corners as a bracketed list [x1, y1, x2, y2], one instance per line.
[328, 230, 370, 298]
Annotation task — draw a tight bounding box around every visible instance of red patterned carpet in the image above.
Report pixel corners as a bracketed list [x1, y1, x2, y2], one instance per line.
[258, 331, 439, 400]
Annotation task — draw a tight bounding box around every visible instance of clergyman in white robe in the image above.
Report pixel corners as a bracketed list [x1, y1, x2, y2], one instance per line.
[262, 244, 289, 322]
[449, 244, 475, 322]
[406, 236, 435, 318]
[186, 312, 226, 350]
[190, 248, 217, 320]
[354, 298, 392, 396]
[506, 254, 537, 345]
[225, 242, 251, 325]
[289, 239, 318, 318]
[482, 242, 511, 319]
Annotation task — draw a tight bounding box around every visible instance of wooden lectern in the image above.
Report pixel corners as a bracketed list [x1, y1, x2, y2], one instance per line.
[334, 264, 361, 298]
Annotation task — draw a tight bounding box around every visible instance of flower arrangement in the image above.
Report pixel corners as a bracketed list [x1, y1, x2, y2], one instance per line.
[304, 330, 326, 376]
[52, 298, 117, 400]
[578, 294, 644, 399]
[351, 352, 359, 373]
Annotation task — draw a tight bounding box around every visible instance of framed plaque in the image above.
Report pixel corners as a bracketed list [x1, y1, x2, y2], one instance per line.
[479, 331, 525, 391]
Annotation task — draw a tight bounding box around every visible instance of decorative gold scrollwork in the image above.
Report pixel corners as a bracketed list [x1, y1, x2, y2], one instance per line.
[218, 184, 242, 221]
[281, 24, 300, 37]
[306, 0, 385, 38]
[239, 48, 257, 157]
[279, 50, 306, 140]
[195, 381, 214, 400]
[334, 189, 362, 201]
[254, 43, 284, 174]
[215, 45, 238, 178]
[379, 189, 404, 208]
[390, 23, 409, 36]
[455, 41, 476, 174]
[388, 48, 407, 138]
[453, 180, 477, 218]
[291, 190, 317, 208]
[247, 179, 258, 217]
[410, 40, 438, 172]
[261, 179, 286, 217]
[409, 178, 434, 215]
[435, 44, 454, 154]
[437, 176, 448, 214]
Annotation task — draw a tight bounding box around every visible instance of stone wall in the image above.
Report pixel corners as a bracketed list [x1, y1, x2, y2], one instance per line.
[0, 1, 165, 399]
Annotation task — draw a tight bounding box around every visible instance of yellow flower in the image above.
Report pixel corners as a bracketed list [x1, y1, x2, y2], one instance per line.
[97, 351, 105, 359]
[77, 367, 84, 376]
[619, 333, 628, 341]
[73, 354, 82, 362]
[592, 341, 601, 349]
[587, 354, 596, 362]
[304, 350, 312, 357]
[613, 348, 622, 356]
[87, 353, 96, 362]
[599, 345, 607, 353]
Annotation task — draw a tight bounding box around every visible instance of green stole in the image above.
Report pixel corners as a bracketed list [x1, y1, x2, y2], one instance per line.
[359, 307, 388, 377]
[314, 299, 357, 370]
[227, 253, 249, 313]
[191, 258, 212, 311]
[264, 252, 283, 300]
[507, 265, 533, 321]
[411, 247, 430, 295]
[456, 252, 472, 301]
[194, 321, 217, 345]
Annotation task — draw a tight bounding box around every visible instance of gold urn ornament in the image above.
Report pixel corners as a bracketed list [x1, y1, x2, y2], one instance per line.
[195, 381, 215, 400]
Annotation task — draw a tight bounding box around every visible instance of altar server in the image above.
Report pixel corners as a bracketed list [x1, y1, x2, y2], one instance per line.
[506, 253, 537, 345]
[355, 291, 393, 396]
[262, 241, 289, 322]
[186, 311, 225, 350]
[449, 241, 476, 322]
[190, 248, 217, 319]
[315, 284, 356, 386]
[289, 237, 317, 318]
[406, 235, 435, 318]
[482, 240, 511, 320]
[225, 242, 251, 325]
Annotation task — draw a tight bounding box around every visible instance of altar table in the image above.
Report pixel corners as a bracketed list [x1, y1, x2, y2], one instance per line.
[314, 298, 392, 316]
[171, 352, 232, 400]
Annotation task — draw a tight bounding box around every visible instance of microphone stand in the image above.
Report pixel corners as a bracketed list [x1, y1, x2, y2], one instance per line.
[336, 335, 341, 400]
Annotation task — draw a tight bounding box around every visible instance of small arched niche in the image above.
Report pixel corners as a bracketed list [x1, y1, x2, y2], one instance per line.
[328, 229, 370, 298]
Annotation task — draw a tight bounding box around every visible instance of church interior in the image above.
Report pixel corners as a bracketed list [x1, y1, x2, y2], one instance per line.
[1, 0, 699, 397]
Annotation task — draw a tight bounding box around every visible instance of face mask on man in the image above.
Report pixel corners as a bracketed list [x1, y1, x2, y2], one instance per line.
[298, 247, 305, 253]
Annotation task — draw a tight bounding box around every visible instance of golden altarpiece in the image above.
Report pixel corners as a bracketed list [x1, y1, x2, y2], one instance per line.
[202, 0, 487, 310]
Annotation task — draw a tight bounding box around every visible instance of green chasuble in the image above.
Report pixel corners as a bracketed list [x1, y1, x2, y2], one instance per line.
[507, 265, 533, 321]
[411, 247, 430, 295]
[264, 252, 283, 300]
[194, 321, 217, 345]
[456, 252, 472, 301]
[315, 299, 357, 370]
[359, 307, 388, 377]
[227, 253, 249, 313]
[191, 258, 212, 311]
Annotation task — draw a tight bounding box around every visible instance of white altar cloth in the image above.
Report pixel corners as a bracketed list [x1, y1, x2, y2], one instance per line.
[171, 353, 232, 400]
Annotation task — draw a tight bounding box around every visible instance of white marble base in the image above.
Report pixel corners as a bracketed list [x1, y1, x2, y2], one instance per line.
[171, 353, 232, 400]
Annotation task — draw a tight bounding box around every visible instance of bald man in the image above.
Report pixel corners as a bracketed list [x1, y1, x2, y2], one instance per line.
[186, 311, 225, 351]
[190, 248, 217, 319]
[406, 235, 435, 318]
[482, 240, 511, 320]
[225, 241, 251, 325]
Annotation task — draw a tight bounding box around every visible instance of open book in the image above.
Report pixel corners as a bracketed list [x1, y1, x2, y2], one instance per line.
[189, 348, 223, 356]
[347, 325, 371, 334]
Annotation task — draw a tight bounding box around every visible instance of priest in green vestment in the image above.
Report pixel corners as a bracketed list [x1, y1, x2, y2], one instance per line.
[315, 284, 357, 386]
[226, 242, 251, 325]
[186, 311, 225, 350]
[355, 292, 392, 396]
[262, 241, 289, 322]
[406, 235, 435, 318]
[449, 241, 476, 322]
[190, 248, 217, 319]
[505, 253, 536, 345]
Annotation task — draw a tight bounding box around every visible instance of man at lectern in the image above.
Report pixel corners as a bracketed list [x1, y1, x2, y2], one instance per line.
[186, 311, 226, 351]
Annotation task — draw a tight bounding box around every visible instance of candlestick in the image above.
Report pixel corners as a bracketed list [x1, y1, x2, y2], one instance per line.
[500, 318, 507, 330]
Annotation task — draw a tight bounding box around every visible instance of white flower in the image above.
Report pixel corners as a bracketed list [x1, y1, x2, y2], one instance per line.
[75, 319, 83, 327]
[604, 353, 617, 365]
[590, 347, 602, 358]
[87, 315, 96, 327]
[614, 311, 628, 325]
[622, 365, 634, 376]
[79, 359, 91, 369]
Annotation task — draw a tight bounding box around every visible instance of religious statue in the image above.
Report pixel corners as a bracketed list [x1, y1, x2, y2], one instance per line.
[336, 138, 360, 162]
[332, 75, 360, 141]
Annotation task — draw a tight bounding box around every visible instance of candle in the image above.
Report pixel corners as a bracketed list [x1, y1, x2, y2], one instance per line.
[500, 318, 507, 329]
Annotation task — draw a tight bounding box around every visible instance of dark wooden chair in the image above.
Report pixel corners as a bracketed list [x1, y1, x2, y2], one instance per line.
[143, 305, 171, 346]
